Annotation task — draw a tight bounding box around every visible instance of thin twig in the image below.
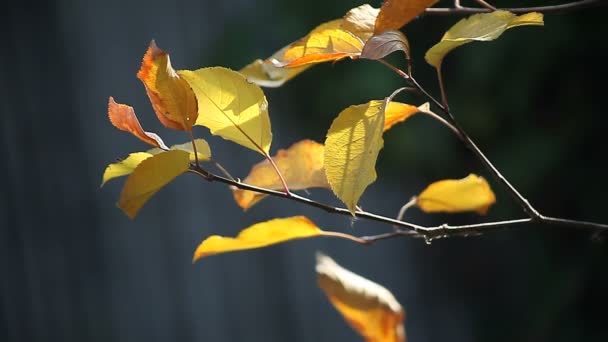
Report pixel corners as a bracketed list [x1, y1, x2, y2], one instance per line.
[264, 151, 292, 195]
[472, 0, 497, 11]
[426, 0, 602, 15]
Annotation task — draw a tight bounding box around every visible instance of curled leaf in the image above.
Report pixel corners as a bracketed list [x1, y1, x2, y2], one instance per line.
[101, 152, 153, 187]
[170, 139, 212, 162]
[240, 45, 311, 88]
[193, 216, 359, 261]
[425, 11, 544, 69]
[324, 99, 387, 214]
[178, 67, 272, 155]
[416, 174, 496, 214]
[361, 30, 410, 62]
[284, 29, 364, 68]
[316, 253, 405, 342]
[375, 0, 439, 34]
[107, 97, 168, 149]
[137, 40, 198, 130]
[383, 102, 429, 132]
[233, 140, 328, 210]
[118, 149, 190, 218]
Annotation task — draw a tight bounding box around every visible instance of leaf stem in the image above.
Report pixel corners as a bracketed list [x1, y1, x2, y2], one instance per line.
[426, 0, 603, 15]
[263, 151, 292, 195]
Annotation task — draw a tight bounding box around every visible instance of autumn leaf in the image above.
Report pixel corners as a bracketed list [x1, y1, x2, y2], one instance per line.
[340, 4, 380, 42]
[178, 67, 272, 155]
[361, 30, 410, 62]
[101, 152, 153, 187]
[374, 0, 439, 34]
[316, 253, 405, 342]
[107, 97, 168, 149]
[170, 139, 212, 162]
[233, 140, 328, 210]
[416, 174, 496, 214]
[240, 44, 311, 88]
[283, 29, 364, 67]
[325, 99, 387, 214]
[193, 216, 361, 261]
[425, 11, 544, 69]
[137, 40, 198, 130]
[383, 102, 429, 132]
[118, 149, 190, 218]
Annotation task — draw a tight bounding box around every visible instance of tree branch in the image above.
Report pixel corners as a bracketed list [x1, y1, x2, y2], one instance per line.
[425, 0, 603, 15]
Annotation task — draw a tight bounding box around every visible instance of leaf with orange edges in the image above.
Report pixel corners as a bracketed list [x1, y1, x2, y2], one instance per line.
[284, 29, 364, 67]
[137, 40, 198, 131]
[374, 0, 439, 34]
[233, 140, 328, 210]
[107, 97, 168, 149]
[193, 216, 360, 261]
[383, 102, 429, 132]
[316, 253, 405, 342]
[416, 174, 496, 214]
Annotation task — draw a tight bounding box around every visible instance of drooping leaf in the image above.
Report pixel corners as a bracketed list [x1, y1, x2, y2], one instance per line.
[118, 149, 190, 218]
[178, 67, 272, 155]
[416, 174, 496, 214]
[170, 139, 212, 162]
[374, 0, 439, 34]
[361, 30, 410, 62]
[193, 216, 359, 261]
[425, 11, 544, 69]
[383, 102, 429, 132]
[240, 45, 311, 88]
[137, 41, 198, 130]
[101, 152, 153, 187]
[107, 97, 168, 149]
[284, 29, 364, 67]
[233, 140, 328, 210]
[316, 253, 405, 342]
[324, 99, 387, 213]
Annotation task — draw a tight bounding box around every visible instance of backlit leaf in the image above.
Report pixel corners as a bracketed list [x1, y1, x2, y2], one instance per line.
[101, 152, 153, 187]
[193, 216, 359, 261]
[118, 149, 190, 218]
[342, 4, 380, 41]
[325, 99, 387, 213]
[107, 97, 168, 149]
[170, 139, 212, 162]
[425, 11, 544, 69]
[416, 174, 496, 214]
[375, 0, 439, 34]
[284, 29, 364, 67]
[233, 140, 328, 210]
[137, 41, 198, 130]
[383, 102, 429, 132]
[178, 67, 272, 155]
[361, 30, 410, 62]
[316, 253, 405, 342]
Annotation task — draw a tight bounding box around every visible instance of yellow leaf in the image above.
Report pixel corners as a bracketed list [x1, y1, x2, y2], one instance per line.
[375, 0, 439, 34]
[170, 139, 212, 162]
[325, 99, 387, 213]
[118, 150, 190, 218]
[178, 67, 272, 155]
[316, 253, 405, 342]
[342, 4, 380, 41]
[101, 152, 153, 187]
[233, 140, 328, 210]
[284, 29, 364, 67]
[193, 216, 360, 261]
[107, 97, 168, 149]
[137, 41, 198, 130]
[416, 174, 496, 214]
[425, 11, 544, 69]
[383, 102, 429, 132]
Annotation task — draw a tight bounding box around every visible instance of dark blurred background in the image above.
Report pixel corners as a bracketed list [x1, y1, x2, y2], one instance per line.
[2, 0, 607, 341]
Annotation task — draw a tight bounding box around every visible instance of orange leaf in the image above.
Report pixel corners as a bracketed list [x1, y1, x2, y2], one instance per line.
[383, 102, 429, 132]
[316, 253, 405, 342]
[374, 0, 439, 34]
[284, 29, 364, 67]
[193, 216, 360, 261]
[107, 97, 168, 149]
[233, 140, 328, 209]
[137, 40, 198, 131]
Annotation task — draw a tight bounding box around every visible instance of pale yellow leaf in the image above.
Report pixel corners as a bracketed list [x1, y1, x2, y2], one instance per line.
[178, 67, 272, 155]
[425, 11, 544, 69]
[375, 0, 439, 34]
[193, 216, 359, 261]
[316, 253, 405, 342]
[118, 150, 190, 218]
[416, 174, 496, 214]
[342, 4, 380, 41]
[101, 152, 153, 187]
[324, 99, 387, 213]
[233, 140, 328, 210]
[170, 139, 212, 162]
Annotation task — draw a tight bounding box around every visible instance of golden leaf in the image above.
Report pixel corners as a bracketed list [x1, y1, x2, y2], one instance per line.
[425, 11, 544, 69]
[107, 97, 168, 149]
[118, 150, 190, 218]
[324, 99, 387, 213]
[375, 0, 439, 34]
[316, 253, 405, 342]
[233, 140, 328, 209]
[170, 139, 212, 162]
[101, 152, 153, 187]
[383, 102, 429, 132]
[178, 67, 272, 155]
[284, 29, 364, 67]
[137, 41, 198, 130]
[416, 174, 496, 214]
